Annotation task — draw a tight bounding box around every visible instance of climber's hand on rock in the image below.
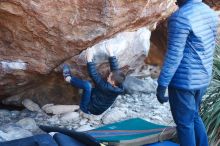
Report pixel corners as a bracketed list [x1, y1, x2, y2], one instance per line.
[86, 48, 94, 62]
[105, 42, 114, 57]
[156, 85, 169, 104]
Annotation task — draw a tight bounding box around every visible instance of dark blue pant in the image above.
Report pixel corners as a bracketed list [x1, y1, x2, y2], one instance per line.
[70, 76, 92, 114]
[168, 86, 209, 146]
[0, 134, 58, 146]
[0, 133, 90, 146]
[54, 133, 85, 146]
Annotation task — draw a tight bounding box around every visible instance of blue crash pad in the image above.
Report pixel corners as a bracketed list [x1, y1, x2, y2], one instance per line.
[144, 141, 179, 146]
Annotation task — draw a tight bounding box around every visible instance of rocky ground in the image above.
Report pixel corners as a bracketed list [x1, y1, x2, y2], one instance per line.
[0, 75, 175, 142]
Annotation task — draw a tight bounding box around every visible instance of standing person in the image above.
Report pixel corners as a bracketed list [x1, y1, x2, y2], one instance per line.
[156, 0, 218, 146]
[63, 44, 125, 115]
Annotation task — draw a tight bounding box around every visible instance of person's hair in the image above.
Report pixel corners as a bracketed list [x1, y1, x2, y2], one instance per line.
[110, 70, 126, 86]
[176, 0, 185, 6]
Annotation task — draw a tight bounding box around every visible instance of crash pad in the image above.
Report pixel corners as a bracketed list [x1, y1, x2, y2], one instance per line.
[144, 141, 179, 146]
[86, 118, 176, 146]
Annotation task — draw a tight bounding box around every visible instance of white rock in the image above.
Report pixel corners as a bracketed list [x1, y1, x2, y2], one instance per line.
[80, 110, 104, 121]
[79, 119, 88, 126]
[80, 112, 92, 119]
[1, 60, 27, 71]
[0, 126, 33, 141]
[120, 103, 128, 108]
[48, 115, 60, 125]
[42, 104, 79, 115]
[22, 99, 42, 112]
[74, 28, 151, 69]
[61, 112, 80, 122]
[16, 118, 38, 131]
[102, 108, 127, 124]
[0, 110, 11, 117]
[113, 100, 121, 107]
[123, 76, 157, 94]
[132, 94, 139, 99]
[89, 114, 104, 121]
[11, 110, 20, 118]
[41, 103, 54, 109]
[76, 124, 94, 132]
[117, 95, 122, 100]
[90, 120, 101, 126]
[127, 98, 134, 103]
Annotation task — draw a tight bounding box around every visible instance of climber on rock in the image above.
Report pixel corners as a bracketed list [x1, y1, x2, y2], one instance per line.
[63, 44, 125, 115]
[156, 0, 218, 146]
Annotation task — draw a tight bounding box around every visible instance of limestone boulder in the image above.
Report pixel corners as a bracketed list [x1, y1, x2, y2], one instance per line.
[0, 0, 177, 106]
[0, 124, 33, 142]
[16, 118, 38, 131]
[123, 76, 157, 94]
[42, 104, 79, 115]
[60, 112, 80, 122]
[0, 0, 219, 107]
[22, 99, 42, 112]
[102, 107, 127, 124]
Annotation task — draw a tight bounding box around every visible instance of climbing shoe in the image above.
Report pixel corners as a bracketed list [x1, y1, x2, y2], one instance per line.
[63, 64, 72, 78]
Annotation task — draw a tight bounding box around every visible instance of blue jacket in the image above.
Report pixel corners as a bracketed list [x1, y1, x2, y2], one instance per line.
[87, 57, 124, 115]
[158, 0, 219, 90]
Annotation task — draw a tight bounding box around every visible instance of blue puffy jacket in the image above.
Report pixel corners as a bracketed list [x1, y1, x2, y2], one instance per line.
[158, 0, 219, 90]
[87, 57, 124, 115]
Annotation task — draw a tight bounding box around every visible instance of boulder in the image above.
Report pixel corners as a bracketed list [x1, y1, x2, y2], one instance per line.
[79, 119, 88, 126]
[0, 109, 11, 117]
[60, 112, 80, 122]
[59, 28, 152, 76]
[102, 107, 127, 124]
[0, 124, 33, 142]
[76, 124, 94, 132]
[123, 76, 157, 94]
[16, 118, 38, 131]
[42, 104, 79, 115]
[0, 0, 218, 106]
[22, 99, 42, 112]
[0, 0, 177, 105]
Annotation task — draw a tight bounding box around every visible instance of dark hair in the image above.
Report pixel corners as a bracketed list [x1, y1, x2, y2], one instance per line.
[176, 0, 185, 7]
[111, 71, 126, 86]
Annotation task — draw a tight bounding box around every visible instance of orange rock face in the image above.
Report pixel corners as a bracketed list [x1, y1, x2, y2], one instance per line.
[146, 21, 167, 66]
[204, 0, 220, 10]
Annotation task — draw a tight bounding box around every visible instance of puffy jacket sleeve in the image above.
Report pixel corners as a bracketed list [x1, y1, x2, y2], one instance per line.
[109, 56, 119, 71]
[87, 62, 104, 85]
[158, 13, 191, 87]
[87, 61, 124, 94]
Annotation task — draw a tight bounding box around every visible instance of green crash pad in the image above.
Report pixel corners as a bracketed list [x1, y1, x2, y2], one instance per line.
[86, 118, 176, 146]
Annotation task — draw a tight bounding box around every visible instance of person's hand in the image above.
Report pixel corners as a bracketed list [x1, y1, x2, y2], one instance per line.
[105, 42, 114, 57]
[156, 85, 169, 104]
[86, 48, 94, 62]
